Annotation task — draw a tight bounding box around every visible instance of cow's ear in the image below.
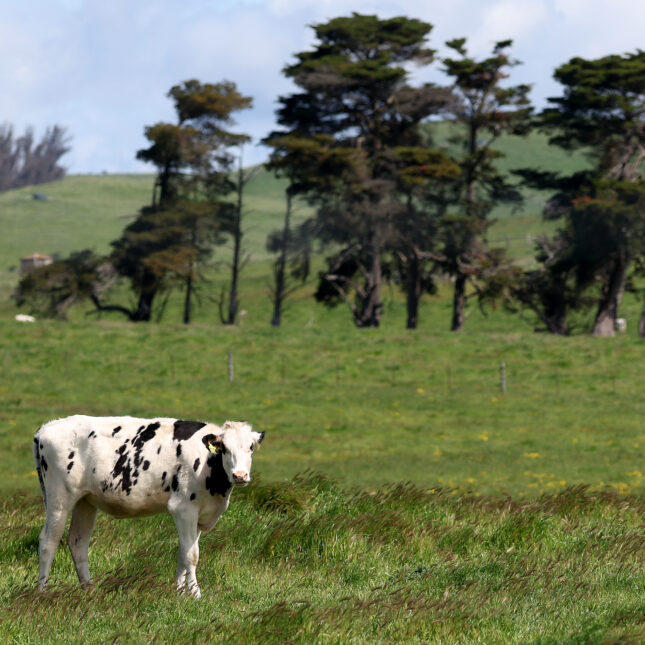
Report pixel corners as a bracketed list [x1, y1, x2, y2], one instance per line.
[209, 436, 224, 453]
[253, 431, 265, 445]
[222, 420, 234, 430]
[202, 433, 223, 453]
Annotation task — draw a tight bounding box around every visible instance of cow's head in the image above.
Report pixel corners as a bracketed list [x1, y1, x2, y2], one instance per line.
[211, 421, 265, 486]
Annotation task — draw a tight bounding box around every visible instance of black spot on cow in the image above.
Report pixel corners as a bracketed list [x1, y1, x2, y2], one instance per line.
[173, 420, 207, 441]
[111, 451, 133, 494]
[41, 456, 48, 472]
[112, 421, 160, 494]
[164, 486, 170, 493]
[67, 461, 74, 472]
[205, 453, 231, 497]
[157, 446, 162, 454]
[88, 431, 95, 439]
[161, 471, 167, 483]
[190, 493, 196, 501]
[132, 422, 160, 451]
[142, 460, 150, 471]
[171, 474, 179, 491]
[92, 467, 96, 474]
[68, 451, 75, 460]
[34, 441, 46, 490]
[176, 465, 181, 473]
[39, 442, 43, 449]
[176, 444, 182, 457]
[112, 426, 121, 436]
[193, 458, 200, 472]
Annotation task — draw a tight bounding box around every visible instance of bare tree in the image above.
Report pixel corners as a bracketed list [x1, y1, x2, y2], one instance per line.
[0, 124, 70, 191]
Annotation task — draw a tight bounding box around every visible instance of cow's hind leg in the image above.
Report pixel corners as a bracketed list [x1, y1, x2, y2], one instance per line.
[67, 497, 97, 586]
[170, 504, 202, 599]
[38, 490, 74, 590]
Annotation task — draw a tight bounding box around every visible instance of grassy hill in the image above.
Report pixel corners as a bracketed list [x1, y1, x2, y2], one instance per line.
[0, 127, 591, 302]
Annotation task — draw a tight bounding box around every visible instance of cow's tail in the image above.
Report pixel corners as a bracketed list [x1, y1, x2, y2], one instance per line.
[33, 433, 47, 510]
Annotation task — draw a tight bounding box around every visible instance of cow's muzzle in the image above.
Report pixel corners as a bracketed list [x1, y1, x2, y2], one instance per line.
[232, 471, 250, 486]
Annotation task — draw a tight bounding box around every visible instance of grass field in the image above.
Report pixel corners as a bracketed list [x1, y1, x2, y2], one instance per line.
[0, 133, 643, 643]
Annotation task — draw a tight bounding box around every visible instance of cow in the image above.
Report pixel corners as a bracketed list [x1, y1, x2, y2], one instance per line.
[33, 415, 265, 599]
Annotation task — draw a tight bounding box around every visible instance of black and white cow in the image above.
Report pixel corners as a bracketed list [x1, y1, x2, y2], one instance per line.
[33, 415, 265, 598]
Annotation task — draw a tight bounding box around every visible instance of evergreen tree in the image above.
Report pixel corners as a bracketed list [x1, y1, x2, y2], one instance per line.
[104, 79, 252, 322]
[439, 39, 532, 331]
[529, 51, 645, 336]
[265, 13, 452, 328]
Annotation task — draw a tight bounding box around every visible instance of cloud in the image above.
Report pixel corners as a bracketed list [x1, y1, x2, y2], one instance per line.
[2, 1, 644, 173]
[468, 0, 548, 55]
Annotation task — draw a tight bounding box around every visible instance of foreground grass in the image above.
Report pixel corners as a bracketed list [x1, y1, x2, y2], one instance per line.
[1, 476, 642, 643]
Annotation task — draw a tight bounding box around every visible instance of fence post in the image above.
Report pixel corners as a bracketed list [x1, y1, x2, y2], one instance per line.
[228, 351, 234, 383]
[500, 361, 506, 394]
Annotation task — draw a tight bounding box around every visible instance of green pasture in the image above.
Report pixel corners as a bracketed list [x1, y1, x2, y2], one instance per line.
[0, 134, 643, 643]
[1, 311, 644, 497]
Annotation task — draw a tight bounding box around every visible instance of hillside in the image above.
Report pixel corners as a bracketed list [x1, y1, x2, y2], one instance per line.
[0, 128, 592, 304]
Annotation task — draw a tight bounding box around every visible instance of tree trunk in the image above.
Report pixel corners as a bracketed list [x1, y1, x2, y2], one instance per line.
[133, 291, 155, 322]
[183, 274, 192, 324]
[355, 246, 382, 328]
[226, 155, 244, 325]
[546, 308, 568, 335]
[592, 256, 629, 337]
[451, 275, 466, 331]
[271, 191, 291, 328]
[639, 292, 645, 338]
[406, 254, 421, 330]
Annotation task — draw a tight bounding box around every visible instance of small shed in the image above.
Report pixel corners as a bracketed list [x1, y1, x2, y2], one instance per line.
[20, 253, 53, 275]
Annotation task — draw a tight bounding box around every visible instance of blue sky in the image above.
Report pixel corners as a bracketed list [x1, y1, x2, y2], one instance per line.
[2, 0, 643, 173]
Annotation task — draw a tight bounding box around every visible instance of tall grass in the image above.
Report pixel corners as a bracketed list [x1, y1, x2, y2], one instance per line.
[1, 477, 642, 643]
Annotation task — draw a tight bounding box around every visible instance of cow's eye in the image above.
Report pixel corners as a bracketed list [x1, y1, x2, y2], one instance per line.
[250, 444, 254, 452]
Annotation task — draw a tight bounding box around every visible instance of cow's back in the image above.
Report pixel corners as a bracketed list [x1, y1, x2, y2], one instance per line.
[36, 415, 207, 518]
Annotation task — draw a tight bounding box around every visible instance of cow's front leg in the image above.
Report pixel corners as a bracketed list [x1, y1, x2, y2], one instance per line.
[169, 503, 202, 599]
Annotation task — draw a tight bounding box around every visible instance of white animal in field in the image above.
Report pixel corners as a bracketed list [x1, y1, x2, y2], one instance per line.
[15, 314, 36, 323]
[615, 318, 627, 333]
[33, 415, 265, 599]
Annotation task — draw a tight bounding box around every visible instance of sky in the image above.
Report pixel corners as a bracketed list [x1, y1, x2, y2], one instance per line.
[2, 0, 644, 174]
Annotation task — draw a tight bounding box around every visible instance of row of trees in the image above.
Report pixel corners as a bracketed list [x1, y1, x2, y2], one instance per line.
[0, 124, 70, 192]
[14, 13, 645, 336]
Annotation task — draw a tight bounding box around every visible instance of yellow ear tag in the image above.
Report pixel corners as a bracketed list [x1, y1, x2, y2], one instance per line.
[208, 441, 219, 454]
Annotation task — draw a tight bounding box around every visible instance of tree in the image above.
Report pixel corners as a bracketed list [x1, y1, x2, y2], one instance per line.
[439, 39, 532, 331]
[266, 189, 313, 327]
[535, 51, 645, 336]
[265, 13, 452, 328]
[391, 147, 460, 328]
[0, 124, 70, 192]
[218, 148, 256, 325]
[109, 79, 252, 322]
[13, 250, 114, 319]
